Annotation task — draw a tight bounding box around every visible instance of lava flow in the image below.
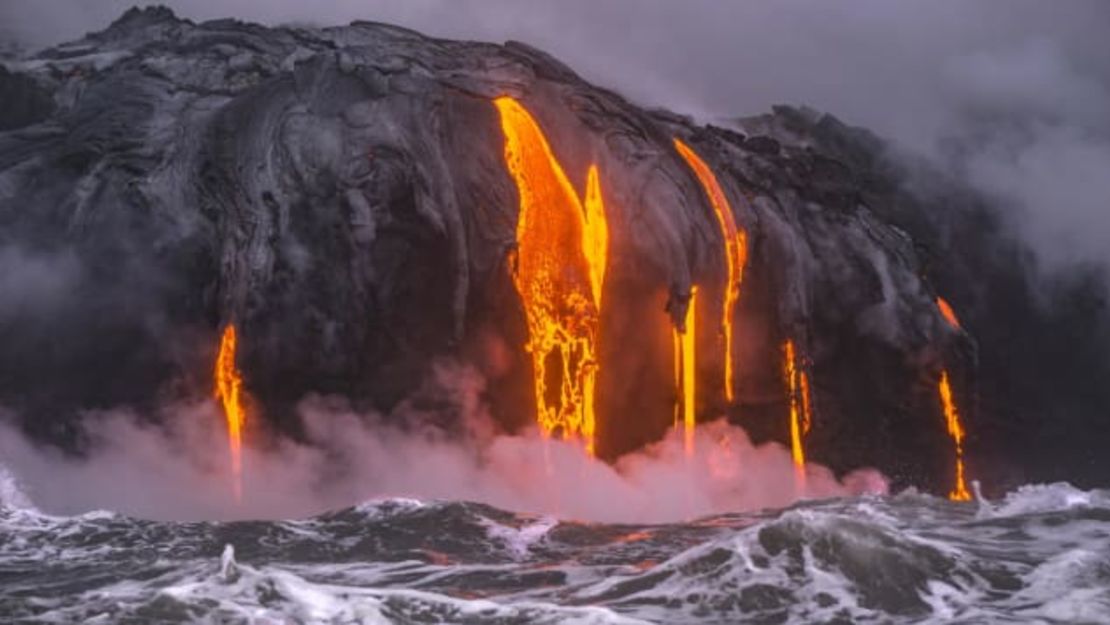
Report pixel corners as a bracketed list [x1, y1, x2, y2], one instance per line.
[935, 296, 972, 501]
[782, 340, 810, 479]
[673, 139, 748, 403]
[938, 371, 971, 501]
[673, 289, 698, 456]
[214, 324, 245, 502]
[494, 96, 608, 454]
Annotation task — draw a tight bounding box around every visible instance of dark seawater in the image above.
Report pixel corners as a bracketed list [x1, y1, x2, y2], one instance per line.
[2, 470, 1109, 624]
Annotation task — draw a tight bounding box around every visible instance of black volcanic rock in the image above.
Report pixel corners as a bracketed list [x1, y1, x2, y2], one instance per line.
[3, 8, 1104, 495]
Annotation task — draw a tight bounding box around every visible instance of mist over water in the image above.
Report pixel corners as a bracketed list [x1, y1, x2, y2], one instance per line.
[0, 363, 884, 523]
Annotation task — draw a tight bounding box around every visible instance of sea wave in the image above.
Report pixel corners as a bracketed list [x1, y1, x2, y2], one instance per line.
[2, 473, 1110, 623]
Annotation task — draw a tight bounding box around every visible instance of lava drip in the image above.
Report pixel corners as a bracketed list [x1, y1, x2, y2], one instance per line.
[494, 96, 608, 454]
[673, 139, 748, 404]
[673, 289, 698, 456]
[782, 340, 810, 480]
[214, 324, 245, 502]
[936, 296, 972, 501]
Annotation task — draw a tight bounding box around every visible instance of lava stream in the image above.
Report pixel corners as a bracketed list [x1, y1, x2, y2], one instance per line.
[583, 166, 608, 310]
[673, 139, 748, 403]
[494, 96, 608, 454]
[783, 340, 809, 480]
[673, 289, 698, 456]
[938, 370, 972, 501]
[214, 324, 245, 502]
[934, 296, 972, 501]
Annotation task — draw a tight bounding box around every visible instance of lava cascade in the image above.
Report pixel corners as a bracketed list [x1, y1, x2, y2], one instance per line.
[938, 371, 971, 501]
[214, 324, 245, 502]
[673, 289, 698, 456]
[782, 340, 810, 479]
[494, 96, 608, 454]
[673, 139, 748, 403]
[936, 297, 972, 501]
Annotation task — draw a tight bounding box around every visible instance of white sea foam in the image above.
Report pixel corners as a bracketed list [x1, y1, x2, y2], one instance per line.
[481, 515, 557, 559]
[990, 482, 1110, 517]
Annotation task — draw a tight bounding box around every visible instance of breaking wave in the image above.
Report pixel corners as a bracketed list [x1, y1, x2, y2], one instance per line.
[2, 470, 1109, 624]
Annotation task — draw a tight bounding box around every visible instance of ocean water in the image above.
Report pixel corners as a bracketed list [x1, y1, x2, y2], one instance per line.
[2, 469, 1109, 624]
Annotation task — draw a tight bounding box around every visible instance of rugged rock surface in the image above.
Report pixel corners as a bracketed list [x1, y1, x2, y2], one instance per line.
[2, 7, 1106, 494]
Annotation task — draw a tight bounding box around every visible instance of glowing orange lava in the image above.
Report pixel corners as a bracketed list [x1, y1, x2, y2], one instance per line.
[937, 296, 961, 330]
[494, 96, 608, 454]
[938, 370, 972, 501]
[783, 340, 808, 479]
[673, 139, 748, 403]
[583, 166, 608, 310]
[799, 369, 813, 436]
[214, 324, 245, 502]
[672, 289, 698, 456]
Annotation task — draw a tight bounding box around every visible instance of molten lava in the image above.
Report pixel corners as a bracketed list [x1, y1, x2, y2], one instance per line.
[214, 324, 245, 502]
[937, 296, 961, 330]
[934, 296, 972, 501]
[583, 165, 608, 310]
[673, 289, 698, 456]
[673, 139, 748, 403]
[938, 370, 972, 501]
[783, 340, 808, 479]
[799, 368, 813, 436]
[494, 96, 608, 454]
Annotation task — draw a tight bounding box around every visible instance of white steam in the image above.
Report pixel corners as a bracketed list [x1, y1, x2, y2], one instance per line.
[0, 363, 885, 522]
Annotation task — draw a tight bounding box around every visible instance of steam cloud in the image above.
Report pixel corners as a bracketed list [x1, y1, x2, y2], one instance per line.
[0, 363, 885, 522]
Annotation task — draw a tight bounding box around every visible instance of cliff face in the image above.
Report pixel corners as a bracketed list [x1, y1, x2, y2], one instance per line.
[0, 7, 1025, 493]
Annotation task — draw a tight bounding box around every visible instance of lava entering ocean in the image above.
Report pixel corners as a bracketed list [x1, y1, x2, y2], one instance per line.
[214, 324, 246, 502]
[935, 296, 972, 501]
[673, 139, 748, 404]
[494, 97, 608, 454]
[782, 340, 811, 482]
[938, 370, 971, 501]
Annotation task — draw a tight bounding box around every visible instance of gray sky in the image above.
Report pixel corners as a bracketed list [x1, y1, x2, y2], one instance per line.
[3, 0, 1110, 269]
